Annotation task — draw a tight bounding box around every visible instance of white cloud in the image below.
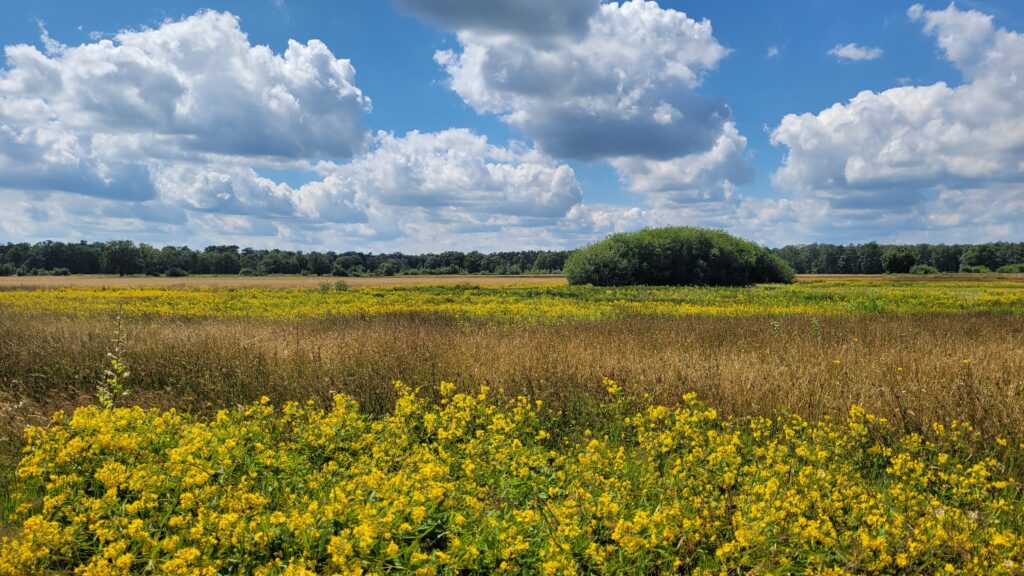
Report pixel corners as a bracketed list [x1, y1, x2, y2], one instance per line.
[767, 46, 781, 58]
[0, 10, 371, 169]
[425, 0, 754, 218]
[434, 0, 733, 162]
[771, 3, 1024, 241]
[1, 128, 588, 251]
[295, 129, 582, 223]
[828, 43, 884, 61]
[609, 122, 753, 204]
[0, 11, 600, 252]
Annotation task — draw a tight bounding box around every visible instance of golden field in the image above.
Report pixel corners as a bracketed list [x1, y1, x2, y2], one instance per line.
[1, 278, 1024, 320]
[2, 276, 1024, 573]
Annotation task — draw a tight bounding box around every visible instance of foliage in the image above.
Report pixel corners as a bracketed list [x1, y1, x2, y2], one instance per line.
[0, 241, 570, 278]
[881, 246, 917, 273]
[2, 384, 1021, 575]
[962, 245, 1004, 271]
[772, 242, 1024, 275]
[997, 264, 1024, 273]
[962, 265, 993, 274]
[910, 264, 939, 275]
[565, 227, 794, 286]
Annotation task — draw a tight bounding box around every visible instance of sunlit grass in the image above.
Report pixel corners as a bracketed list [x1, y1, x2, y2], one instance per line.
[2, 280, 1023, 320]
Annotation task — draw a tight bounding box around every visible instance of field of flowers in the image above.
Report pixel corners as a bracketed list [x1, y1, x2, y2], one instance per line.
[2, 382, 1021, 575]
[2, 278, 1024, 573]
[2, 279, 1024, 320]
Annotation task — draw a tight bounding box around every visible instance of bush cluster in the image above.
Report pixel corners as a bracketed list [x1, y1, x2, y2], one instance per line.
[564, 227, 794, 286]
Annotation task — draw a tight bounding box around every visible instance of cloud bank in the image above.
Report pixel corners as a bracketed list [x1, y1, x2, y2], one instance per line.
[431, 0, 754, 210]
[3, 2, 1022, 250]
[770, 3, 1024, 242]
[0, 10, 596, 251]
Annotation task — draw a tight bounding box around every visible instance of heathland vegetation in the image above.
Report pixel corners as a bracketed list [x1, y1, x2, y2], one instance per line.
[2, 279, 1024, 320]
[2, 229, 1024, 573]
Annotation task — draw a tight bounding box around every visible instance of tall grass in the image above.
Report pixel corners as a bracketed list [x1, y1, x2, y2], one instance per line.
[3, 312, 1022, 446]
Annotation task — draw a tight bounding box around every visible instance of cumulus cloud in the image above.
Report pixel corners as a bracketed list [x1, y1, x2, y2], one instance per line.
[425, 0, 753, 214]
[394, 0, 599, 40]
[770, 3, 1024, 240]
[327, 129, 582, 219]
[1, 127, 586, 251]
[0, 9, 374, 209]
[292, 129, 582, 234]
[0, 10, 599, 251]
[0, 12, 371, 162]
[828, 43, 884, 61]
[609, 122, 753, 204]
[434, 1, 734, 161]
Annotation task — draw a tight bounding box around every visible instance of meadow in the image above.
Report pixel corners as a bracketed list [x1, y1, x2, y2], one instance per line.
[1, 276, 1024, 573]
[2, 277, 1024, 320]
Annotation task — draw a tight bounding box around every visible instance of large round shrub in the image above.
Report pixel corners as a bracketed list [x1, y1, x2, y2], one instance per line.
[565, 227, 794, 286]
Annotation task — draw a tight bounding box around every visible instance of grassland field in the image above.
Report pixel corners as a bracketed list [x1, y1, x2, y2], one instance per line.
[1, 274, 1024, 573]
[1, 272, 1023, 290]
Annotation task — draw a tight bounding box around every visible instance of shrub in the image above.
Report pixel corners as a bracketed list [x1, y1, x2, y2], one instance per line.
[238, 268, 261, 276]
[961, 265, 992, 273]
[0, 263, 14, 277]
[909, 264, 939, 275]
[997, 263, 1024, 273]
[164, 267, 190, 277]
[564, 227, 794, 286]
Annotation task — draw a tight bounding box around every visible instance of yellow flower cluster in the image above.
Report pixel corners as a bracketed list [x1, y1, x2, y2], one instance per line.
[1, 384, 1021, 574]
[1, 279, 1023, 321]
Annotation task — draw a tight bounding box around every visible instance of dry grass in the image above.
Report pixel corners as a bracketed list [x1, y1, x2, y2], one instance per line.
[3, 312, 1022, 447]
[0, 274, 567, 290]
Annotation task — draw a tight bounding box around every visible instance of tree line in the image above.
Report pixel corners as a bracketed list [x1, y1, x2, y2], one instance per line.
[769, 242, 1024, 274]
[1, 239, 1022, 278]
[0, 240, 571, 277]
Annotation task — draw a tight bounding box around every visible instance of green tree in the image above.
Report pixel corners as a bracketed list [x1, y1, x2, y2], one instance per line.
[881, 246, 917, 273]
[961, 244, 1002, 270]
[306, 252, 332, 276]
[100, 240, 143, 276]
[857, 242, 884, 274]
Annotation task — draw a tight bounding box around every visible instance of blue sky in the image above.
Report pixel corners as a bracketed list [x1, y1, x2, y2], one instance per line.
[0, 1, 1021, 250]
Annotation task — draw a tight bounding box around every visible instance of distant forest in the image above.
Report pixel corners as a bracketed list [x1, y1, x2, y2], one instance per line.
[0, 240, 571, 277]
[1, 240, 1023, 277]
[771, 242, 1024, 274]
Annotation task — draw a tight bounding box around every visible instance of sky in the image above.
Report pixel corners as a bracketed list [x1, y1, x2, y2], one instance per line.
[0, 0, 1022, 251]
